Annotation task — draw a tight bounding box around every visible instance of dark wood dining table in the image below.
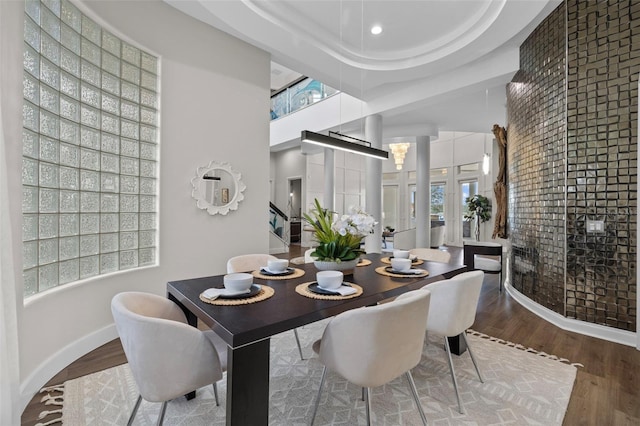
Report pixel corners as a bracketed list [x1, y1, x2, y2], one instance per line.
[167, 253, 466, 425]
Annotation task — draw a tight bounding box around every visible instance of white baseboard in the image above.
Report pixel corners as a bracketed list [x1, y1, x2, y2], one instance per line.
[19, 324, 118, 412]
[505, 284, 637, 348]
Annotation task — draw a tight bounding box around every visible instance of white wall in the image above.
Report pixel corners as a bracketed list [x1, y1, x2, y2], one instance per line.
[301, 149, 366, 247]
[305, 150, 367, 215]
[270, 92, 364, 148]
[1, 0, 270, 410]
[271, 147, 306, 216]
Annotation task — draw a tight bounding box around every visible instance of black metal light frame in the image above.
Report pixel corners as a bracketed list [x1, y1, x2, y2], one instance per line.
[301, 130, 389, 159]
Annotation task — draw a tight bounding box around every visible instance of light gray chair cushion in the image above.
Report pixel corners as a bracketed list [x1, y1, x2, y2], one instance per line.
[313, 289, 431, 388]
[409, 248, 451, 263]
[474, 256, 501, 271]
[421, 270, 484, 337]
[227, 253, 277, 273]
[463, 241, 503, 275]
[419, 270, 485, 414]
[111, 292, 226, 403]
[392, 228, 416, 250]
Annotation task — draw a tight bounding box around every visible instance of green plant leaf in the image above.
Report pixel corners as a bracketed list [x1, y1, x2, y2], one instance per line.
[464, 195, 492, 223]
[303, 198, 368, 261]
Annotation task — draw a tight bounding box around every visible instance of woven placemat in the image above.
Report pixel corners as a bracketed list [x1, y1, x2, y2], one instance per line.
[374, 266, 429, 278]
[251, 267, 306, 280]
[295, 282, 363, 300]
[380, 256, 424, 266]
[357, 259, 372, 266]
[199, 285, 275, 306]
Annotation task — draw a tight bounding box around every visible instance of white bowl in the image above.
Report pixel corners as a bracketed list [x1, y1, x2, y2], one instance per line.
[393, 250, 410, 259]
[316, 270, 344, 290]
[223, 273, 253, 292]
[391, 258, 412, 272]
[267, 259, 289, 273]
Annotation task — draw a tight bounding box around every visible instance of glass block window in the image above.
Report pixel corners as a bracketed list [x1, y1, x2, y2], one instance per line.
[22, 0, 159, 297]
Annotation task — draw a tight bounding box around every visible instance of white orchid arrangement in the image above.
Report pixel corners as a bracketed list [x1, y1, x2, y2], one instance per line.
[333, 206, 377, 238]
[303, 199, 377, 262]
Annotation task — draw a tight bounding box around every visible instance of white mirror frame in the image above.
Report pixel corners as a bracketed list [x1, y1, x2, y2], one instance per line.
[191, 161, 246, 215]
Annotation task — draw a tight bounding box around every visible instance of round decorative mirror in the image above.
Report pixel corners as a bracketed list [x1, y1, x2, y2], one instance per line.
[191, 161, 246, 215]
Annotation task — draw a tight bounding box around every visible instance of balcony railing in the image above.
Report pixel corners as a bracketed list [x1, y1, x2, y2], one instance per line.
[269, 201, 288, 239]
[270, 77, 338, 120]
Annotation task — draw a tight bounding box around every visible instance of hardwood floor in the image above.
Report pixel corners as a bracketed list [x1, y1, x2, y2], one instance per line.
[21, 244, 640, 425]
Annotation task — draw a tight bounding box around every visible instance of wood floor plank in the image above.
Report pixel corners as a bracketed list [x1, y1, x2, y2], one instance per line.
[20, 244, 640, 426]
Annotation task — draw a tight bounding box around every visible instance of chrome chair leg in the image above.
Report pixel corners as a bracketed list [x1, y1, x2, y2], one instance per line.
[444, 337, 464, 414]
[462, 332, 484, 383]
[213, 382, 220, 406]
[406, 371, 428, 426]
[364, 387, 372, 426]
[293, 328, 305, 360]
[310, 366, 327, 425]
[127, 395, 142, 426]
[156, 401, 168, 425]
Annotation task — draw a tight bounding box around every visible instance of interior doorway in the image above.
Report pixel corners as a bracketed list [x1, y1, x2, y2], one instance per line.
[288, 177, 302, 244]
[288, 178, 302, 219]
[458, 179, 478, 244]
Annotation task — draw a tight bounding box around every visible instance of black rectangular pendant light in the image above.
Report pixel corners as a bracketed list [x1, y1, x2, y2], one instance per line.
[301, 130, 389, 160]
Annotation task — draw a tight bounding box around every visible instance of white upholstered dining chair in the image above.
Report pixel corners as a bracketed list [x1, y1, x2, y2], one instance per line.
[304, 248, 315, 263]
[463, 241, 504, 292]
[226, 253, 305, 360]
[226, 253, 277, 273]
[111, 292, 227, 425]
[430, 225, 446, 248]
[410, 247, 452, 263]
[391, 228, 416, 250]
[420, 270, 485, 414]
[310, 289, 431, 425]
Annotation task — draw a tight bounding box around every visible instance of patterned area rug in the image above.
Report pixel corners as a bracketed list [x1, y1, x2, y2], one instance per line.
[40, 320, 578, 426]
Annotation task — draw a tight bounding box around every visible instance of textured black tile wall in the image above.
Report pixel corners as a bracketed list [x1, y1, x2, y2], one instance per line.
[507, 0, 638, 331]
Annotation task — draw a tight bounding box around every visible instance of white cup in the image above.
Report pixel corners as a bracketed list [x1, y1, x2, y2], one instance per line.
[393, 249, 410, 259]
[267, 259, 289, 272]
[223, 273, 253, 292]
[391, 258, 412, 272]
[316, 270, 343, 290]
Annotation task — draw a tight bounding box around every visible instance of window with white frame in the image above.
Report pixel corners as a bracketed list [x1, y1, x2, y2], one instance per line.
[22, 0, 159, 296]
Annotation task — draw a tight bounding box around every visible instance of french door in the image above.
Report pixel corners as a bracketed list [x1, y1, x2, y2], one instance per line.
[458, 179, 478, 243]
[382, 185, 399, 231]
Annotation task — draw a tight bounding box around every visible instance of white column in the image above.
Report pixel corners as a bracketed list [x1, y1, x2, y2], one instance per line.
[323, 148, 334, 212]
[416, 136, 431, 248]
[364, 114, 383, 253]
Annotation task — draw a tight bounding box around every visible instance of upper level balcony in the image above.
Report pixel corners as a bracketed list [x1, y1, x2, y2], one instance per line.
[271, 77, 338, 121]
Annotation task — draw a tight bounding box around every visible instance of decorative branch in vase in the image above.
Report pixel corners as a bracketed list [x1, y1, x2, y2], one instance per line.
[463, 194, 491, 241]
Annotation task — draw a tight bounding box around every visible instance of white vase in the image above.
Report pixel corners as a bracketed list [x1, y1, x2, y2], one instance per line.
[313, 258, 359, 275]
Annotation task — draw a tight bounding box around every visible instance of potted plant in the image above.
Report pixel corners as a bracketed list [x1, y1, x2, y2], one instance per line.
[303, 198, 376, 273]
[464, 194, 491, 241]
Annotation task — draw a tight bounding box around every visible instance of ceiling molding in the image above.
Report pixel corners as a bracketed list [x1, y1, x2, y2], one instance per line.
[164, 0, 561, 138]
[241, 0, 506, 71]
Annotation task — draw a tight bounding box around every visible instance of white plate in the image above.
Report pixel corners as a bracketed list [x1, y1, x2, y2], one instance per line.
[202, 284, 261, 299]
[316, 284, 345, 291]
[262, 267, 292, 274]
[309, 282, 356, 296]
[389, 267, 425, 274]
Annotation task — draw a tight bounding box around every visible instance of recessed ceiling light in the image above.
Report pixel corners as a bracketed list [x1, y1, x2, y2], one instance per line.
[370, 25, 382, 35]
